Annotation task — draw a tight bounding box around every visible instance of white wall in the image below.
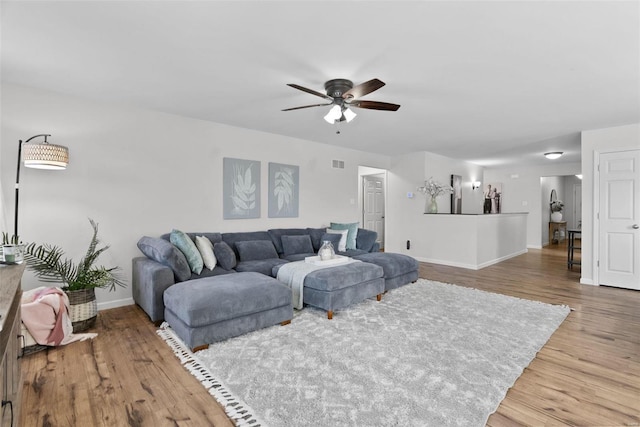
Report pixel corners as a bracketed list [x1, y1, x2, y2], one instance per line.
[1, 84, 390, 308]
[581, 123, 640, 285]
[385, 151, 484, 256]
[484, 161, 581, 248]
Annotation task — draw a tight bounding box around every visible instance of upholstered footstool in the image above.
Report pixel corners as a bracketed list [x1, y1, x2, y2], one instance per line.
[303, 262, 384, 319]
[353, 252, 419, 291]
[164, 272, 293, 351]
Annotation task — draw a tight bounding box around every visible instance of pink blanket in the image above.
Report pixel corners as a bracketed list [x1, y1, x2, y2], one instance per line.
[21, 287, 97, 346]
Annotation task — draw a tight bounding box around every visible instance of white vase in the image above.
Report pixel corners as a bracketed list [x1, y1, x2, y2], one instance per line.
[551, 212, 563, 222]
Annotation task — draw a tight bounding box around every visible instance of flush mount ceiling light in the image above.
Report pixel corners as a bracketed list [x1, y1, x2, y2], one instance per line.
[544, 152, 563, 160]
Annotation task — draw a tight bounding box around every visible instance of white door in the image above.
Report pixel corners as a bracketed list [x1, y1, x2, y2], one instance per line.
[363, 174, 385, 249]
[598, 149, 640, 290]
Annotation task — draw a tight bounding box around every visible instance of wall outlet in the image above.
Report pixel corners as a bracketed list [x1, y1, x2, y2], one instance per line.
[406, 240, 411, 250]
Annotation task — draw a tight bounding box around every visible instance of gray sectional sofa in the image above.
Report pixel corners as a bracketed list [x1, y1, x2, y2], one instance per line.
[132, 226, 418, 350]
[133, 227, 381, 323]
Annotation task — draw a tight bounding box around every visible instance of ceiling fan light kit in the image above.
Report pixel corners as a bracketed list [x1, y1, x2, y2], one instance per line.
[283, 78, 400, 126]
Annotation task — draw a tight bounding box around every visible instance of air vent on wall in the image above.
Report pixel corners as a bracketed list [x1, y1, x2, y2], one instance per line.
[332, 159, 345, 169]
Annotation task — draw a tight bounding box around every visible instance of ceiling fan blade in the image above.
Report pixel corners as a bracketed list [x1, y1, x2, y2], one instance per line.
[350, 100, 400, 111]
[342, 78, 385, 99]
[287, 84, 333, 101]
[282, 103, 332, 111]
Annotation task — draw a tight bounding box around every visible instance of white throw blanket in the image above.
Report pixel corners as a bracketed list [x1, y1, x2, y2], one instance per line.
[276, 259, 358, 309]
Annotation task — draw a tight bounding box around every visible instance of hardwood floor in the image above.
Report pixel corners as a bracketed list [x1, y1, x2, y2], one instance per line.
[20, 243, 640, 426]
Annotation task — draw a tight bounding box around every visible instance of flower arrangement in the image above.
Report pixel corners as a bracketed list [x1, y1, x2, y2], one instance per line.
[551, 200, 564, 212]
[417, 177, 453, 199]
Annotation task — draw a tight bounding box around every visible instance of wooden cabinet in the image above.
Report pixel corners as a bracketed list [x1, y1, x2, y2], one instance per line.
[0, 264, 24, 427]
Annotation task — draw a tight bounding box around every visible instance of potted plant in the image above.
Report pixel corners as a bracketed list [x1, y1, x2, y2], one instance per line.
[24, 218, 125, 332]
[1, 232, 25, 264]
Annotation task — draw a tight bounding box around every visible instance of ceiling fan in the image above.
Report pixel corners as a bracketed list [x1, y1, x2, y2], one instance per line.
[282, 78, 400, 124]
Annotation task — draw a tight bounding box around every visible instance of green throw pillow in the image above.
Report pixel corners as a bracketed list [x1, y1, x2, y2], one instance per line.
[170, 229, 204, 275]
[330, 222, 359, 250]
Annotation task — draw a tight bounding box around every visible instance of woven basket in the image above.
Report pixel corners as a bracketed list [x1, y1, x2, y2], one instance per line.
[66, 288, 98, 332]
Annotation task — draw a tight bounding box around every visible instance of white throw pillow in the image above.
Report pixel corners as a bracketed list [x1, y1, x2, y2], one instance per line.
[195, 236, 217, 270]
[326, 228, 348, 252]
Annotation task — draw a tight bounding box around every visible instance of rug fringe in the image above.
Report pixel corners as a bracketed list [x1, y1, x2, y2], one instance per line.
[157, 323, 266, 427]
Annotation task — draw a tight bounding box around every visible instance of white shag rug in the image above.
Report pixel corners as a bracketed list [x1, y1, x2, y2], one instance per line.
[158, 279, 570, 427]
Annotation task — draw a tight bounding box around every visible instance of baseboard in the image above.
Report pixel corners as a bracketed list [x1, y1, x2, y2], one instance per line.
[580, 278, 595, 286]
[415, 249, 528, 271]
[414, 257, 479, 270]
[528, 244, 543, 249]
[97, 297, 134, 311]
[476, 249, 528, 270]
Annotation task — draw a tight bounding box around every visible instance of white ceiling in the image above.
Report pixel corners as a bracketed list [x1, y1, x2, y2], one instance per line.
[2, 1, 639, 167]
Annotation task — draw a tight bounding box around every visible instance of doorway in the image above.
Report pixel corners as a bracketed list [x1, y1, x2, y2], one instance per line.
[359, 167, 386, 250]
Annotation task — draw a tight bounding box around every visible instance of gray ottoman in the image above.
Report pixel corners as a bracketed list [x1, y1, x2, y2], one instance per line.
[303, 262, 385, 319]
[164, 272, 293, 351]
[354, 252, 419, 291]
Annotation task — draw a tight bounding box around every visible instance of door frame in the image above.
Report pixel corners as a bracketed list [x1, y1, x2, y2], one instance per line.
[358, 166, 387, 250]
[361, 173, 386, 249]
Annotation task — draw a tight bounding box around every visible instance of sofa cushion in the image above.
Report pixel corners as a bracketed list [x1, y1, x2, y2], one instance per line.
[213, 241, 237, 270]
[137, 236, 191, 282]
[325, 228, 348, 251]
[195, 235, 217, 270]
[235, 258, 289, 276]
[170, 229, 204, 275]
[355, 228, 377, 252]
[221, 231, 273, 256]
[337, 248, 370, 257]
[236, 240, 279, 262]
[268, 228, 309, 254]
[330, 222, 359, 250]
[281, 235, 314, 257]
[306, 227, 327, 251]
[164, 272, 291, 327]
[190, 265, 236, 280]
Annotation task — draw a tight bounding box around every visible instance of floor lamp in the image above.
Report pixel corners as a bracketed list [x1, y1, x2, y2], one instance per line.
[14, 134, 69, 238]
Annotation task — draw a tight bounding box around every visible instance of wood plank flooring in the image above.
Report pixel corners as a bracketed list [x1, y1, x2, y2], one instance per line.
[20, 243, 640, 426]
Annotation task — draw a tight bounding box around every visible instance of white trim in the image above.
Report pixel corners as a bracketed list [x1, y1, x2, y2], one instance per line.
[527, 244, 543, 250]
[415, 249, 527, 270]
[580, 278, 595, 286]
[593, 149, 600, 287]
[97, 298, 134, 311]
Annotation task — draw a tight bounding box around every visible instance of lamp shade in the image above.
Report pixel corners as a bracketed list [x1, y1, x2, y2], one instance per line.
[23, 142, 69, 169]
[342, 108, 357, 123]
[324, 105, 342, 124]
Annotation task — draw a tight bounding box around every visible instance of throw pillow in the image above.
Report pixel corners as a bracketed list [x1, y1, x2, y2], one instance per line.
[319, 233, 342, 252]
[235, 240, 279, 262]
[330, 222, 359, 250]
[325, 228, 348, 252]
[137, 236, 191, 282]
[195, 235, 217, 271]
[170, 229, 204, 275]
[213, 241, 237, 270]
[281, 235, 314, 256]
